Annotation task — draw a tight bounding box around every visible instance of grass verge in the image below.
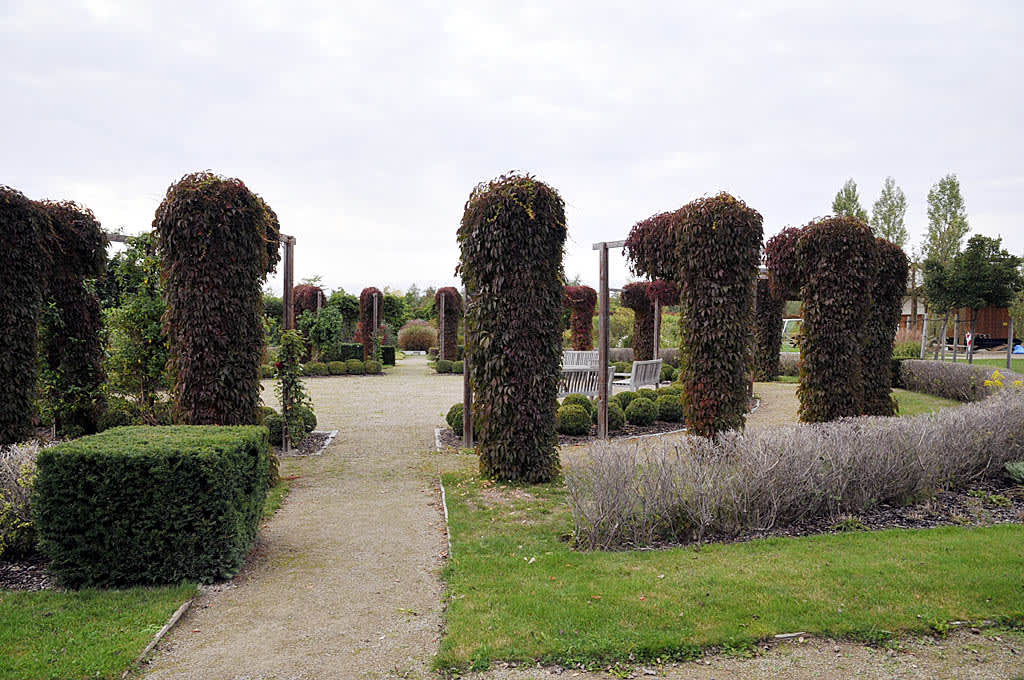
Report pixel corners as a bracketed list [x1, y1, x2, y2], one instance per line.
[936, 357, 1024, 373]
[437, 473, 1024, 672]
[892, 388, 960, 416]
[262, 478, 292, 520]
[0, 583, 196, 680]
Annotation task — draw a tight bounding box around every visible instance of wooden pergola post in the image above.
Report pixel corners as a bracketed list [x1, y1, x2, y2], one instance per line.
[282, 234, 296, 330]
[593, 240, 626, 439]
[1008, 318, 1016, 370]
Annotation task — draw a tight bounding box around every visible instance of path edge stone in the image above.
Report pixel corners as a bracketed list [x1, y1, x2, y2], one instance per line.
[123, 597, 193, 679]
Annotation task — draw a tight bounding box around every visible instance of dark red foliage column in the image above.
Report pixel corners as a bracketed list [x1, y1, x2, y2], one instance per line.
[752, 278, 785, 382]
[862, 238, 909, 416]
[563, 285, 597, 351]
[293, 283, 324, 318]
[435, 287, 463, 360]
[458, 173, 566, 483]
[0, 187, 49, 444]
[358, 287, 382, 360]
[621, 282, 655, 360]
[792, 217, 879, 422]
[154, 172, 279, 425]
[674, 193, 763, 437]
[37, 201, 107, 436]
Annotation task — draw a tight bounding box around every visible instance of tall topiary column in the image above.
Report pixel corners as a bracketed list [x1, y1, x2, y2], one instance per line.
[621, 282, 655, 360]
[674, 194, 763, 437]
[435, 287, 463, 360]
[37, 201, 107, 436]
[154, 172, 279, 425]
[0, 187, 49, 445]
[458, 173, 566, 483]
[862, 238, 909, 415]
[563, 285, 597, 351]
[752, 278, 785, 381]
[768, 217, 879, 422]
[358, 287, 382, 360]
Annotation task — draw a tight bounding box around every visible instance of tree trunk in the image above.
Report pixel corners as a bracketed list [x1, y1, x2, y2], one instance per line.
[968, 309, 978, 364]
[936, 312, 949, 360]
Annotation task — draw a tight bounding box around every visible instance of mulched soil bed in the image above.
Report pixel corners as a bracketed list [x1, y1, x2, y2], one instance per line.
[700, 479, 1024, 547]
[273, 431, 332, 458]
[0, 555, 56, 592]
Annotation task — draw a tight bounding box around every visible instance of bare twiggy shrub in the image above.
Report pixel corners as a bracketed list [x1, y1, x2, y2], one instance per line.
[778, 352, 800, 377]
[0, 442, 41, 557]
[566, 390, 1024, 550]
[901, 360, 1024, 402]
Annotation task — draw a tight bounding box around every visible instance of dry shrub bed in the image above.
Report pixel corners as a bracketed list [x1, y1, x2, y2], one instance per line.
[900, 359, 1024, 402]
[566, 390, 1024, 550]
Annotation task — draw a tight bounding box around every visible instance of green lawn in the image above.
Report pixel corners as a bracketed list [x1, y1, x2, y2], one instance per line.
[892, 388, 960, 416]
[937, 357, 1024, 374]
[438, 473, 1024, 672]
[0, 584, 196, 680]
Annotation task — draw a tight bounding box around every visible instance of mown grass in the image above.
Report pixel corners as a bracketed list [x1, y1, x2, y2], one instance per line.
[892, 388, 960, 416]
[0, 583, 196, 680]
[936, 356, 1024, 373]
[262, 478, 291, 520]
[437, 473, 1024, 671]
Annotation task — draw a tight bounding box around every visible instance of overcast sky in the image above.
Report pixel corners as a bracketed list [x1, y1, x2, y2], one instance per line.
[4, 0, 1022, 296]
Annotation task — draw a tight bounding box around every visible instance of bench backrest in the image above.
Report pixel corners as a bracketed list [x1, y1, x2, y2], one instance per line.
[628, 359, 662, 391]
[558, 365, 615, 398]
[562, 350, 600, 368]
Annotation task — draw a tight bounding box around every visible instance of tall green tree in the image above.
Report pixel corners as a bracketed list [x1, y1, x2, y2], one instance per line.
[870, 177, 908, 246]
[831, 178, 868, 222]
[948, 235, 1022, 362]
[923, 173, 969, 266]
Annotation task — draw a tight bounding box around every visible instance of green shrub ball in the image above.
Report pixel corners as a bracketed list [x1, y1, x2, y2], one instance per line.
[608, 403, 625, 431]
[452, 360, 464, 374]
[562, 393, 594, 416]
[637, 388, 658, 402]
[613, 391, 637, 411]
[625, 397, 657, 426]
[265, 412, 284, 445]
[660, 364, 674, 383]
[327, 361, 347, 375]
[259, 364, 276, 379]
[345, 359, 365, 375]
[655, 394, 682, 422]
[436, 359, 453, 374]
[295, 405, 317, 433]
[556, 404, 591, 436]
[364, 360, 382, 374]
[305, 362, 328, 376]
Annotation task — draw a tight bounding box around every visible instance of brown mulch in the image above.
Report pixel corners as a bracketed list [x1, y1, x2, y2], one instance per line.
[700, 479, 1024, 547]
[272, 430, 332, 458]
[0, 554, 55, 592]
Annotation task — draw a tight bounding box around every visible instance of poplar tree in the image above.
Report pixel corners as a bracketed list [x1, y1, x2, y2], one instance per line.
[831, 178, 868, 222]
[923, 173, 969, 266]
[870, 176, 908, 247]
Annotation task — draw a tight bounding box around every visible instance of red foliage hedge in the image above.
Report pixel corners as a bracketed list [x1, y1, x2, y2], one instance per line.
[753, 278, 785, 381]
[435, 287, 463, 360]
[563, 285, 597, 350]
[0, 187, 50, 444]
[621, 282, 655, 360]
[293, 284, 324, 318]
[788, 216, 879, 422]
[155, 172, 278, 425]
[37, 200, 107, 436]
[862, 238, 910, 416]
[624, 211, 679, 281]
[358, 287, 383, 360]
[458, 173, 566, 483]
[674, 193, 763, 437]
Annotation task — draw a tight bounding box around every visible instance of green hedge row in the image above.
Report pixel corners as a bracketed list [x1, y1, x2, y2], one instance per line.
[33, 426, 270, 587]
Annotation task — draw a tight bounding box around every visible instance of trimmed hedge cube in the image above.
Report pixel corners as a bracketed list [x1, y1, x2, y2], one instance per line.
[33, 426, 270, 587]
[381, 345, 396, 366]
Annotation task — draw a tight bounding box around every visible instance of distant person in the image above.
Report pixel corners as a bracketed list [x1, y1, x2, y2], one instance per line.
[1014, 343, 1024, 354]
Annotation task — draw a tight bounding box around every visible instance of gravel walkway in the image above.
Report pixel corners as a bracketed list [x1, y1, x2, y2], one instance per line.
[139, 356, 462, 680]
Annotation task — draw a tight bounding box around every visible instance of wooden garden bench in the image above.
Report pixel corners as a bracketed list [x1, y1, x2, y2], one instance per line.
[558, 365, 615, 398]
[562, 350, 600, 368]
[612, 359, 663, 391]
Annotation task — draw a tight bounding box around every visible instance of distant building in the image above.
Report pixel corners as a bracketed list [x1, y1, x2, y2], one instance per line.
[901, 298, 1018, 348]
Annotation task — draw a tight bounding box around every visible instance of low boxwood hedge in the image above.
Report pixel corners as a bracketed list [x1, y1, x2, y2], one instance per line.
[33, 425, 270, 587]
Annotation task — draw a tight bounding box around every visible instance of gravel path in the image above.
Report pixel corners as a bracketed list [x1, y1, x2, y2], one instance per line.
[139, 356, 461, 680]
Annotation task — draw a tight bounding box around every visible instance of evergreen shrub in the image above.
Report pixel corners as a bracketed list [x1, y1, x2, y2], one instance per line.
[607, 403, 625, 431]
[364, 360, 382, 374]
[327, 361, 347, 375]
[452, 360, 464, 374]
[260, 364, 276, 378]
[613, 391, 637, 411]
[656, 394, 682, 422]
[435, 287, 463, 361]
[381, 345, 396, 366]
[305, 362, 328, 376]
[34, 426, 270, 586]
[398, 320, 437, 351]
[556, 404, 591, 436]
[436, 359, 453, 374]
[346, 359, 365, 375]
[562, 393, 595, 416]
[625, 397, 657, 426]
